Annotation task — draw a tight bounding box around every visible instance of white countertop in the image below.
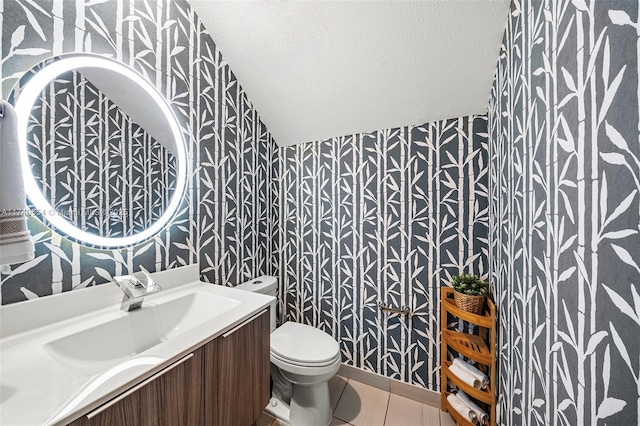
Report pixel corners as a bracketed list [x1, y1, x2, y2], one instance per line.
[0, 265, 273, 426]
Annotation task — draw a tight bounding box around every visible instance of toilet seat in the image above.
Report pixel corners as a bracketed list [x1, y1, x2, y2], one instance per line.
[270, 322, 340, 375]
[271, 350, 341, 368]
[271, 350, 342, 380]
[271, 322, 340, 363]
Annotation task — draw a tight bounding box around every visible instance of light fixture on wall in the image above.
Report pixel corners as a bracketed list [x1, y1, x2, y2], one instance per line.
[13, 54, 187, 248]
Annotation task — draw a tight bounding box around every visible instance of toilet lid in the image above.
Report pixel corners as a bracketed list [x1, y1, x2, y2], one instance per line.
[271, 322, 340, 365]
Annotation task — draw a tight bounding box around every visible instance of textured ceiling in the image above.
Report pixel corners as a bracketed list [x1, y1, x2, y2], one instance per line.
[189, 0, 510, 147]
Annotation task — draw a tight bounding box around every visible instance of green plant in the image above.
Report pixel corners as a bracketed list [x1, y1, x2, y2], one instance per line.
[451, 274, 489, 296]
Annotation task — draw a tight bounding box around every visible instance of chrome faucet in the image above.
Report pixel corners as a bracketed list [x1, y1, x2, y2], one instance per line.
[114, 269, 161, 312]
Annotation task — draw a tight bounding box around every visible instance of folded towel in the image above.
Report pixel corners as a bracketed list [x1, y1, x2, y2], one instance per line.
[449, 363, 483, 389]
[453, 357, 489, 389]
[0, 100, 34, 266]
[446, 393, 478, 424]
[458, 391, 489, 426]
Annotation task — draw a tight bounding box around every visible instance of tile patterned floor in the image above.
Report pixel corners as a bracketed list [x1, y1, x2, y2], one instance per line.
[259, 375, 457, 426]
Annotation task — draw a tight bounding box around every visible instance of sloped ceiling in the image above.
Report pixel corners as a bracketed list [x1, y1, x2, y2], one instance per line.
[189, 0, 510, 147]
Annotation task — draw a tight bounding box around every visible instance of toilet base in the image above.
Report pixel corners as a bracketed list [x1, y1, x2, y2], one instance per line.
[264, 396, 292, 425]
[289, 381, 332, 426]
[265, 381, 332, 426]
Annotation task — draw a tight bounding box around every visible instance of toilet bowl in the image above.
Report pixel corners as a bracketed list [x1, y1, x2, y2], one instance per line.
[235, 276, 341, 426]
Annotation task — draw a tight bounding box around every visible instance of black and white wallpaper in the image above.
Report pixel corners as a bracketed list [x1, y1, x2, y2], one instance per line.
[0, 0, 278, 304]
[21, 69, 177, 237]
[488, 0, 640, 424]
[3, 1, 640, 420]
[279, 116, 489, 390]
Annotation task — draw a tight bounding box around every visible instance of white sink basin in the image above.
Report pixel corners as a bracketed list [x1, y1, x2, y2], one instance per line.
[43, 291, 240, 376]
[157, 291, 240, 339]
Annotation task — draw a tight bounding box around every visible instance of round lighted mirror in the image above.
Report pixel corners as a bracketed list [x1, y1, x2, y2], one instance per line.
[12, 54, 187, 248]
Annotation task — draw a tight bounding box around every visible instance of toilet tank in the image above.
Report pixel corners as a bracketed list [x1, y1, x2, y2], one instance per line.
[235, 276, 277, 332]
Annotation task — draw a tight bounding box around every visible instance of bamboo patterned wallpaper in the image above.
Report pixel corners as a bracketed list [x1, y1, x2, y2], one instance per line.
[0, 0, 278, 304]
[488, 0, 640, 424]
[3, 1, 640, 418]
[279, 116, 489, 389]
[22, 69, 177, 237]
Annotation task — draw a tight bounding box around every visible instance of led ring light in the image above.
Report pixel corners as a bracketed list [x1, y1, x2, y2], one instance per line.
[14, 55, 187, 248]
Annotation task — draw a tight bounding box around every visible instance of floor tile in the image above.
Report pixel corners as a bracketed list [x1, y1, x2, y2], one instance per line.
[440, 410, 457, 426]
[388, 376, 440, 407]
[330, 417, 353, 426]
[384, 394, 440, 426]
[339, 364, 390, 391]
[329, 375, 349, 411]
[333, 380, 390, 426]
[255, 412, 276, 426]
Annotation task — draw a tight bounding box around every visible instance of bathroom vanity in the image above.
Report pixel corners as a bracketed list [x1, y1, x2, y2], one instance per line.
[68, 309, 269, 426]
[0, 266, 272, 426]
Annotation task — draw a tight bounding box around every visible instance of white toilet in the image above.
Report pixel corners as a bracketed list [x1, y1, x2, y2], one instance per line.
[235, 276, 341, 426]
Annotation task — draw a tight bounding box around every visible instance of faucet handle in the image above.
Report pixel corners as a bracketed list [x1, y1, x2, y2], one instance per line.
[133, 269, 161, 293]
[114, 270, 162, 299]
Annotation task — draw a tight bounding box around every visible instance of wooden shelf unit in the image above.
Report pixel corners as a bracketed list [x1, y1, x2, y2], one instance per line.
[441, 287, 497, 426]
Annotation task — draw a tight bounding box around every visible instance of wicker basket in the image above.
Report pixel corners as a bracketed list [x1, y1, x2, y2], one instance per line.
[453, 291, 486, 315]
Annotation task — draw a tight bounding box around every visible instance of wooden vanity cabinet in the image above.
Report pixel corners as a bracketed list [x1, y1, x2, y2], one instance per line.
[204, 308, 271, 426]
[68, 351, 202, 426]
[68, 309, 270, 426]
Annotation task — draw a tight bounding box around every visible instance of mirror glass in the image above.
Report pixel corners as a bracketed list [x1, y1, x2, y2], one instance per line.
[12, 54, 187, 248]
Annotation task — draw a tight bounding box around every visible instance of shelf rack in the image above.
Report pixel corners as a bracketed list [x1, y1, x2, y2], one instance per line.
[441, 287, 497, 426]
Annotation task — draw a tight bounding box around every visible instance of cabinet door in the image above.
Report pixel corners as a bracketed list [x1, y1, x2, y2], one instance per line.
[68, 350, 202, 426]
[203, 309, 270, 426]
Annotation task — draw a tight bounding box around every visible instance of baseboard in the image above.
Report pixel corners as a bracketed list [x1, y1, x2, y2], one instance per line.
[337, 363, 440, 408]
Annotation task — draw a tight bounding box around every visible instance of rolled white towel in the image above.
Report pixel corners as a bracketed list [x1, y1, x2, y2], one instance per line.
[446, 393, 478, 424]
[458, 391, 489, 426]
[448, 363, 482, 389]
[453, 358, 489, 389]
[0, 100, 34, 266]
